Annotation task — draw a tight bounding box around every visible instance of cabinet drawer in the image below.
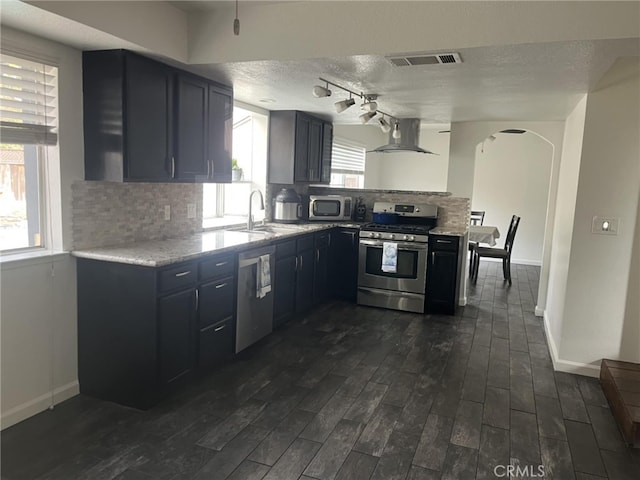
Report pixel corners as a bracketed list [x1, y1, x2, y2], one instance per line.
[276, 239, 296, 259]
[199, 254, 234, 281]
[429, 236, 459, 252]
[158, 262, 196, 293]
[198, 318, 234, 368]
[199, 276, 234, 328]
[315, 231, 331, 248]
[296, 235, 314, 252]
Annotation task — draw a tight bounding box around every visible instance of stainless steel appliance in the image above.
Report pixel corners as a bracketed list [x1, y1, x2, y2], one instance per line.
[357, 202, 438, 313]
[273, 188, 302, 223]
[309, 195, 352, 221]
[236, 245, 275, 353]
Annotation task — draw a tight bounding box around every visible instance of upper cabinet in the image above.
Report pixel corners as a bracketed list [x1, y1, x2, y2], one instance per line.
[268, 111, 332, 185]
[82, 50, 233, 183]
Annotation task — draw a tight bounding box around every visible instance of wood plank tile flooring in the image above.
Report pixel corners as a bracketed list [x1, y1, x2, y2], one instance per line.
[2, 263, 640, 479]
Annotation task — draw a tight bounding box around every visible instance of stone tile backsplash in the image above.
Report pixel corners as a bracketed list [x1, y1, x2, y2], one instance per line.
[305, 187, 470, 229]
[72, 181, 203, 249]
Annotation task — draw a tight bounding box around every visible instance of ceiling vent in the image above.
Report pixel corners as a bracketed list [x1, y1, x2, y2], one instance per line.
[387, 52, 462, 67]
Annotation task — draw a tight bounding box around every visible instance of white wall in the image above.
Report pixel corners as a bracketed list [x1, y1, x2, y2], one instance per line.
[0, 29, 83, 428]
[472, 133, 553, 265]
[553, 58, 640, 374]
[334, 125, 450, 192]
[620, 189, 640, 363]
[544, 96, 587, 360]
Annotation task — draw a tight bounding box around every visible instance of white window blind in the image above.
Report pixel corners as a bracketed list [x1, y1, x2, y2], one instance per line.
[0, 53, 58, 145]
[331, 137, 365, 175]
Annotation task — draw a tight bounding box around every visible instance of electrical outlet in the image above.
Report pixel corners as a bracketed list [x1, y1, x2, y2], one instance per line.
[592, 216, 619, 235]
[164, 205, 171, 221]
[187, 203, 196, 219]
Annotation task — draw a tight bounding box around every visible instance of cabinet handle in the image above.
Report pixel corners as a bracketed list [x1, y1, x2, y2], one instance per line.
[316, 250, 319, 262]
[214, 324, 226, 332]
[295, 256, 298, 271]
[436, 239, 452, 244]
[206, 158, 211, 178]
[300, 255, 303, 270]
[195, 288, 199, 311]
[175, 271, 191, 277]
[171, 157, 176, 178]
[215, 282, 227, 289]
[432, 252, 435, 264]
[215, 261, 228, 267]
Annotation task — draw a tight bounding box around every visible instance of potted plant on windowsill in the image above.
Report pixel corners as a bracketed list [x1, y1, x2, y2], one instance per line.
[232, 158, 243, 182]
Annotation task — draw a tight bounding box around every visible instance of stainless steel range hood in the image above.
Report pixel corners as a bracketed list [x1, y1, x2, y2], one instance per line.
[369, 118, 437, 154]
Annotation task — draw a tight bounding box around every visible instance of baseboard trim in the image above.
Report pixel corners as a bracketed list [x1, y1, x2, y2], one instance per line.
[542, 313, 600, 378]
[534, 306, 545, 317]
[1, 380, 79, 430]
[480, 258, 542, 267]
[459, 295, 467, 307]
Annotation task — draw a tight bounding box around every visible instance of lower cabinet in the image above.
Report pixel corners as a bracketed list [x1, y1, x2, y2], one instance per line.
[77, 252, 235, 409]
[273, 241, 297, 328]
[329, 227, 359, 301]
[313, 231, 331, 304]
[426, 234, 463, 315]
[295, 235, 316, 313]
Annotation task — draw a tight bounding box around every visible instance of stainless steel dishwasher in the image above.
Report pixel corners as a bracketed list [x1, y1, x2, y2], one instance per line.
[236, 245, 276, 353]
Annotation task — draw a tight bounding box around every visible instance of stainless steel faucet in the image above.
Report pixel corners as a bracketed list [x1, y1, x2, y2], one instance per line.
[247, 189, 265, 230]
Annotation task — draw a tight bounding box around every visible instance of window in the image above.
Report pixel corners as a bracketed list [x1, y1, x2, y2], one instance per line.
[0, 53, 58, 252]
[330, 137, 366, 188]
[202, 105, 268, 229]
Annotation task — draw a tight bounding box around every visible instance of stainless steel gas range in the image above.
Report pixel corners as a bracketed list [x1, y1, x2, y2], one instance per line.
[357, 202, 438, 313]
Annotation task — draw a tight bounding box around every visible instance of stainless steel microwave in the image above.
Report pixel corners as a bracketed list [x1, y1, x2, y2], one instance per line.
[308, 195, 353, 221]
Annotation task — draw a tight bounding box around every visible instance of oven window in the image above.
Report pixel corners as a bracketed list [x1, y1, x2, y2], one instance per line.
[364, 246, 419, 279]
[313, 200, 341, 216]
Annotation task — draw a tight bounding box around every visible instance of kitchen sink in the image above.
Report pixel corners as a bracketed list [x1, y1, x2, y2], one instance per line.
[235, 225, 302, 235]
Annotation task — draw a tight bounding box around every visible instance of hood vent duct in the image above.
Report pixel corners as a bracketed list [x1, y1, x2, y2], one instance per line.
[387, 52, 462, 67]
[369, 119, 437, 155]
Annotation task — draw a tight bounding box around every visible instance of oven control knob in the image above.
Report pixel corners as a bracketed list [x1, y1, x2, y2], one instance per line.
[408, 235, 415, 241]
[390, 234, 395, 239]
[403, 235, 409, 241]
[368, 232, 375, 238]
[375, 233, 382, 239]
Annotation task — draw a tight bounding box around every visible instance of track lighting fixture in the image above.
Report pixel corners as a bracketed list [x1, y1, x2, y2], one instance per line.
[313, 77, 394, 123]
[312, 82, 332, 98]
[334, 97, 355, 113]
[359, 111, 377, 124]
[378, 116, 391, 133]
[392, 121, 401, 140]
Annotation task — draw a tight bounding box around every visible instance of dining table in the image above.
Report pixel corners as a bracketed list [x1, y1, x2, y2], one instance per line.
[469, 225, 501, 246]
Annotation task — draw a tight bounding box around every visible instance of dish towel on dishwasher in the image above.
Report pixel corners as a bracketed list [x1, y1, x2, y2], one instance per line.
[381, 242, 398, 273]
[257, 254, 272, 298]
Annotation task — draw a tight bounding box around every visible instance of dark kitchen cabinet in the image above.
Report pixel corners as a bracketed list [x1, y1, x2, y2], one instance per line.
[269, 110, 332, 184]
[273, 239, 297, 328]
[330, 228, 359, 301]
[175, 74, 208, 180]
[426, 234, 463, 315]
[295, 235, 315, 313]
[82, 49, 232, 183]
[77, 252, 236, 409]
[313, 231, 331, 304]
[158, 288, 195, 385]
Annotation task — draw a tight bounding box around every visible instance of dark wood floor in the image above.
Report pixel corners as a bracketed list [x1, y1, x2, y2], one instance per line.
[2, 263, 639, 480]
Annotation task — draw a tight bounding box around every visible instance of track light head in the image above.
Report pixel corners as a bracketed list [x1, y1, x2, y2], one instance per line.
[359, 111, 377, 124]
[392, 121, 401, 140]
[334, 97, 355, 113]
[312, 84, 332, 98]
[378, 117, 391, 133]
[361, 101, 378, 113]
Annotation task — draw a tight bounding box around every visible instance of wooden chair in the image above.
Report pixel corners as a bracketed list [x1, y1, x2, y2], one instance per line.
[472, 215, 521, 285]
[468, 210, 485, 275]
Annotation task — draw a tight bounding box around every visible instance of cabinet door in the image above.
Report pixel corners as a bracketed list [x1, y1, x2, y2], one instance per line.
[307, 118, 323, 183]
[158, 289, 195, 385]
[295, 249, 315, 312]
[294, 114, 310, 182]
[320, 122, 333, 184]
[427, 250, 458, 313]
[330, 229, 359, 301]
[199, 318, 234, 368]
[274, 256, 296, 327]
[175, 75, 208, 180]
[124, 54, 173, 181]
[208, 84, 233, 183]
[313, 244, 330, 304]
[198, 276, 234, 329]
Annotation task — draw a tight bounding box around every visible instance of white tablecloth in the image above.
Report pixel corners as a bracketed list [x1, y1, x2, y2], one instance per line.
[469, 225, 500, 247]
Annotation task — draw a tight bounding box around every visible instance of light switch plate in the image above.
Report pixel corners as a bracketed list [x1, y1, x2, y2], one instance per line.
[187, 203, 196, 219]
[164, 205, 171, 221]
[592, 216, 619, 235]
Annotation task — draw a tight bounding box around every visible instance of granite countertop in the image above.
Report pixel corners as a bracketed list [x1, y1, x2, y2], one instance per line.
[72, 222, 365, 267]
[429, 226, 468, 236]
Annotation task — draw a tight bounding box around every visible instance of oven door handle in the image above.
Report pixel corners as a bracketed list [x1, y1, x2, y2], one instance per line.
[359, 239, 427, 251]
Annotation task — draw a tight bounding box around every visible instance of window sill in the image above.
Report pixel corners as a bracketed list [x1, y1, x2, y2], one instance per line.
[0, 249, 69, 270]
[203, 216, 248, 231]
